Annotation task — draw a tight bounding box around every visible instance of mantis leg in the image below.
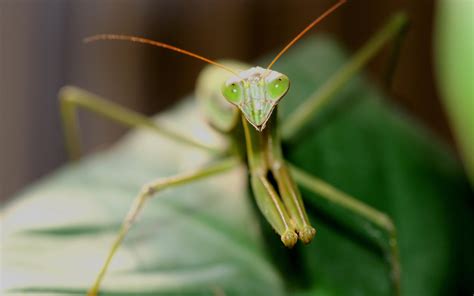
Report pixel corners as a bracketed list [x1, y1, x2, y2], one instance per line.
[288, 164, 400, 296]
[250, 173, 298, 247]
[266, 111, 316, 244]
[282, 12, 409, 141]
[59, 86, 220, 161]
[242, 112, 315, 247]
[242, 115, 299, 248]
[87, 157, 239, 296]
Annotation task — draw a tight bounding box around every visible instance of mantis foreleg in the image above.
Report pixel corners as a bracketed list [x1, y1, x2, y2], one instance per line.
[243, 112, 316, 247]
[242, 116, 298, 247]
[266, 111, 316, 243]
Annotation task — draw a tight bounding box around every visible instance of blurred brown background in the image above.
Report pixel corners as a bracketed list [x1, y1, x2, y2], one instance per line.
[0, 0, 449, 202]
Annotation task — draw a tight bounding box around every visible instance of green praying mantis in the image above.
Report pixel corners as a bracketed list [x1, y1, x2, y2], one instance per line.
[58, 1, 409, 295]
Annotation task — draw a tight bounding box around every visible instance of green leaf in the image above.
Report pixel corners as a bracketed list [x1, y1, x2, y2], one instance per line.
[2, 36, 473, 296]
[435, 0, 474, 185]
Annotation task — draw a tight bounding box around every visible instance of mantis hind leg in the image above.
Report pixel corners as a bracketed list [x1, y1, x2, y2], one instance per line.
[289, 164, 401, 296]
[282, 12, 409, 141]
[58, 86, 220, 161]
[86, 157, 238, 296]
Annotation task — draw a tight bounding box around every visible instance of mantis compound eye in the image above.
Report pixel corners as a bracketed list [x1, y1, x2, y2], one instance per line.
[266, 75, 290, 100]
[222, 82, 243, 104]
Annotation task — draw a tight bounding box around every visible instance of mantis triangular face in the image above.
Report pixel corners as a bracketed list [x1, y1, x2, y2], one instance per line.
[222, 67, 289, 131]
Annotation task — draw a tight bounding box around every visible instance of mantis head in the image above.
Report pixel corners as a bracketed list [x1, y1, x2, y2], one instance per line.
[222, 67, 289, 131]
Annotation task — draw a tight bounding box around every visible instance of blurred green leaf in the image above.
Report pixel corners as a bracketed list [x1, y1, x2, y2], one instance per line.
[2, 36, 473, 296]
[435, 0, 474, 185]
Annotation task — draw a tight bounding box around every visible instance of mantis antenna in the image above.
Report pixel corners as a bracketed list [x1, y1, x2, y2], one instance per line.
[266, 0, 346, 70]
[83, 34, 240, 76]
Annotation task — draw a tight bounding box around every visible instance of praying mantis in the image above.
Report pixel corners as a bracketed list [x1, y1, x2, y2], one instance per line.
[58, 1, 409, 295]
